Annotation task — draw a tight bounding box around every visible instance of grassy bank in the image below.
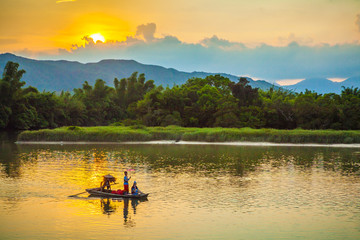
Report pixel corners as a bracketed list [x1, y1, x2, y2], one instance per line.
[17, 126, 360, 144]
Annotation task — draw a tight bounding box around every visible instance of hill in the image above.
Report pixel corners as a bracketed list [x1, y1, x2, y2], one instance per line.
[283, 77, 360, 94]
[0, 53, 275, 91]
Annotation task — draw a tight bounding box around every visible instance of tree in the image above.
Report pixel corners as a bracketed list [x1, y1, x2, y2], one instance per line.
[58, 91, 86, 126]
[316, 93, 341, 129]
[260, 88, 296, 129]
[294, 90, 321, 129]
[25, 91, 64, 128]
[0, 62, 26, 128]
[2, 61, 360, 131]
[73, 79, 113, 125]
[133, 86, 165, 126]
[339, 87, 360, 129]
[229, 77, 260, 107]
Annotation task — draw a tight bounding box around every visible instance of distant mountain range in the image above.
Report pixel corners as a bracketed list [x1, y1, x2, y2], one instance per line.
[282, 77, 360, 94]
[0, 53, 359, 94]
[0, 53, 274, 92]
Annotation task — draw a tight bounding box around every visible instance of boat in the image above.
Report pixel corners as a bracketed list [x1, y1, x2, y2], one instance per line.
[86, 187, 149, 198]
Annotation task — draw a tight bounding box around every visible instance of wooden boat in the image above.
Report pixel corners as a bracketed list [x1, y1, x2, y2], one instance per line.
[86, 187, 149, 198]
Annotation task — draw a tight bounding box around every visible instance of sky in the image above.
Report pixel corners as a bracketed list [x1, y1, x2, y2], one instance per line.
[0, 0, 360, 84]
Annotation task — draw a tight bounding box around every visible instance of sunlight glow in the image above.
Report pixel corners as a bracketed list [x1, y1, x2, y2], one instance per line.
[56, 0, 76, 3]
[276, 79, 305, 86]
[90, 33, 105, 43]
[328, 78, 347, 83]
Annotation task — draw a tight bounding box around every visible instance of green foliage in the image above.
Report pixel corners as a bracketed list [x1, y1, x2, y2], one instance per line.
[230, 77, 260, 107]
[129, 124, 146, 129]
[109, 121, 124, 126]
[260, 88, 296, 129]
[1, 61, 360, 132]
[20, 126, 360, 143]
[0, 61, 26, 128]
[339, 87, 360, 130]
[66, 126, 82, 131]
[0, 105, 11, 128]
[161, 111, 182, 126]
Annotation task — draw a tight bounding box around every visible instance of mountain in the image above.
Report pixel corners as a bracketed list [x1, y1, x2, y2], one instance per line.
[0, 53, 275, 92]
[283, 78, 337, 94]
[343, 76, 360, 88]
[283, 77, 360, 94]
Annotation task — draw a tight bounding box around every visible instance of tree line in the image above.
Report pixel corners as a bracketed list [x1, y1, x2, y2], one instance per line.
[1, 61, 359, 130]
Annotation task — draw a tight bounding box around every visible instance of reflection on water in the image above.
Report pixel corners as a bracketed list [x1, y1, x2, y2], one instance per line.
[0, 133, 360, 239]
[101, 198, 116, 215]
[98, 197, 146, 227]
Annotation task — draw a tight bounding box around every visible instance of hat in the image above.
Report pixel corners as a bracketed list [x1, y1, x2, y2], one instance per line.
[103, 174, 116, 182]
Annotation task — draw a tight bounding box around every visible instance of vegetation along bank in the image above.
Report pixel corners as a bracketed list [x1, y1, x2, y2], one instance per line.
[17, 126, 360, 144]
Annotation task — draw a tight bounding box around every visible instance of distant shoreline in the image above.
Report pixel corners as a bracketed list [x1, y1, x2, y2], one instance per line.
[17, 126, 360, 145]
[15, 140, 360, 148]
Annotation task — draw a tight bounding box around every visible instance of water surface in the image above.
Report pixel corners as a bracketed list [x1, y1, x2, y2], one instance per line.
[0, 133, 360, 239]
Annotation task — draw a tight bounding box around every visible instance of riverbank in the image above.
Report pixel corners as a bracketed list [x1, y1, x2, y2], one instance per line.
[17, 126, 360, 144]
[15, 140, 360, 148]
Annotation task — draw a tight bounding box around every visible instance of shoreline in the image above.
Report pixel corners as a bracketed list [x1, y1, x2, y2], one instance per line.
[16, 140, 360, 148]
[17, 126, 360, 145]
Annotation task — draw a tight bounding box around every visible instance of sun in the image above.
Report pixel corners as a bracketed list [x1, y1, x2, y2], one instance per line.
[89, 33, 105, 43]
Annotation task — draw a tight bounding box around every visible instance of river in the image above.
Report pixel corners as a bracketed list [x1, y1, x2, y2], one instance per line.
[0, 131, 360, 239]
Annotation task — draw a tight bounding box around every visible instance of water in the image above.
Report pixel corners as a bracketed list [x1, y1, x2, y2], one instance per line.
[0, 132, 360, 239]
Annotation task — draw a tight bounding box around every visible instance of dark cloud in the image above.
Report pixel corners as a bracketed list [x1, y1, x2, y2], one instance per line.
[33, 23, 360, 82]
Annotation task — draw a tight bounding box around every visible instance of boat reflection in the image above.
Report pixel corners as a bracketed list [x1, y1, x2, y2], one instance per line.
[100, 198, 117, 215]
[97, 197, 148, 226]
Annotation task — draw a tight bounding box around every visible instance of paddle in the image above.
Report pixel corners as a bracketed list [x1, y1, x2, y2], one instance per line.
[68, 191, 87, 197]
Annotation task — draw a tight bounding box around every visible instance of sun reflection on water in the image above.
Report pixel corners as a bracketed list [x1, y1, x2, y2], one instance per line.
[0, 143, 359, 239]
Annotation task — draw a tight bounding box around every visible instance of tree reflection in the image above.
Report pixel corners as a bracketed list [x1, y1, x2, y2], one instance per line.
[1, 142, 359, 185]
[0, 131, 31, 178]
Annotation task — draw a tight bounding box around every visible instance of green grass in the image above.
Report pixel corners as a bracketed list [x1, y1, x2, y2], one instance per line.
[17, 126, 360, 144]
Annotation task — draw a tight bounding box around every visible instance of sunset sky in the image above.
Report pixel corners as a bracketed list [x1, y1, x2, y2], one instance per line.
[1, 0, 360, 84]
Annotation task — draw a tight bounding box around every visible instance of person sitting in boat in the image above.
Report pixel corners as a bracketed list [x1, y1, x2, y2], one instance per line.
[123, 171, 131, 194]
[131, 181, 143, 195]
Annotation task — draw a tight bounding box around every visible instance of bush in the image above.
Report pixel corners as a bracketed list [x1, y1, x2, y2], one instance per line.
[129, 124, 146, 130]
[66, 126, 82, 131]
[109, 122, 124, 126]
[344, 137, 354, 144]
[121, 119, 142, 126]
[161, 112, 182, 127]
[17, 126, 360, 144]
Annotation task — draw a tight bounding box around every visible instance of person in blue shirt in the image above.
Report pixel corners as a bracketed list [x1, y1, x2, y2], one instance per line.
[131, 181, 143, 195]
[123, 171, 131, 194]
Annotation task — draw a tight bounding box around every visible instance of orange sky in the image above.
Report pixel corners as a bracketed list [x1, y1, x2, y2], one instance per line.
[1, 0, 360, 84]
[1, 0, 359, 53]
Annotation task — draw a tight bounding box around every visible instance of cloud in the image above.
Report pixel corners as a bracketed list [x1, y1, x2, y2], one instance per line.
[28, 23, 360, 83]
[356, 14, 360, 32]
[56, 0, 76, 3]
[200, 35, 246, 50]
[136, 23, 156, 42]
[277, 33, 313, 46]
